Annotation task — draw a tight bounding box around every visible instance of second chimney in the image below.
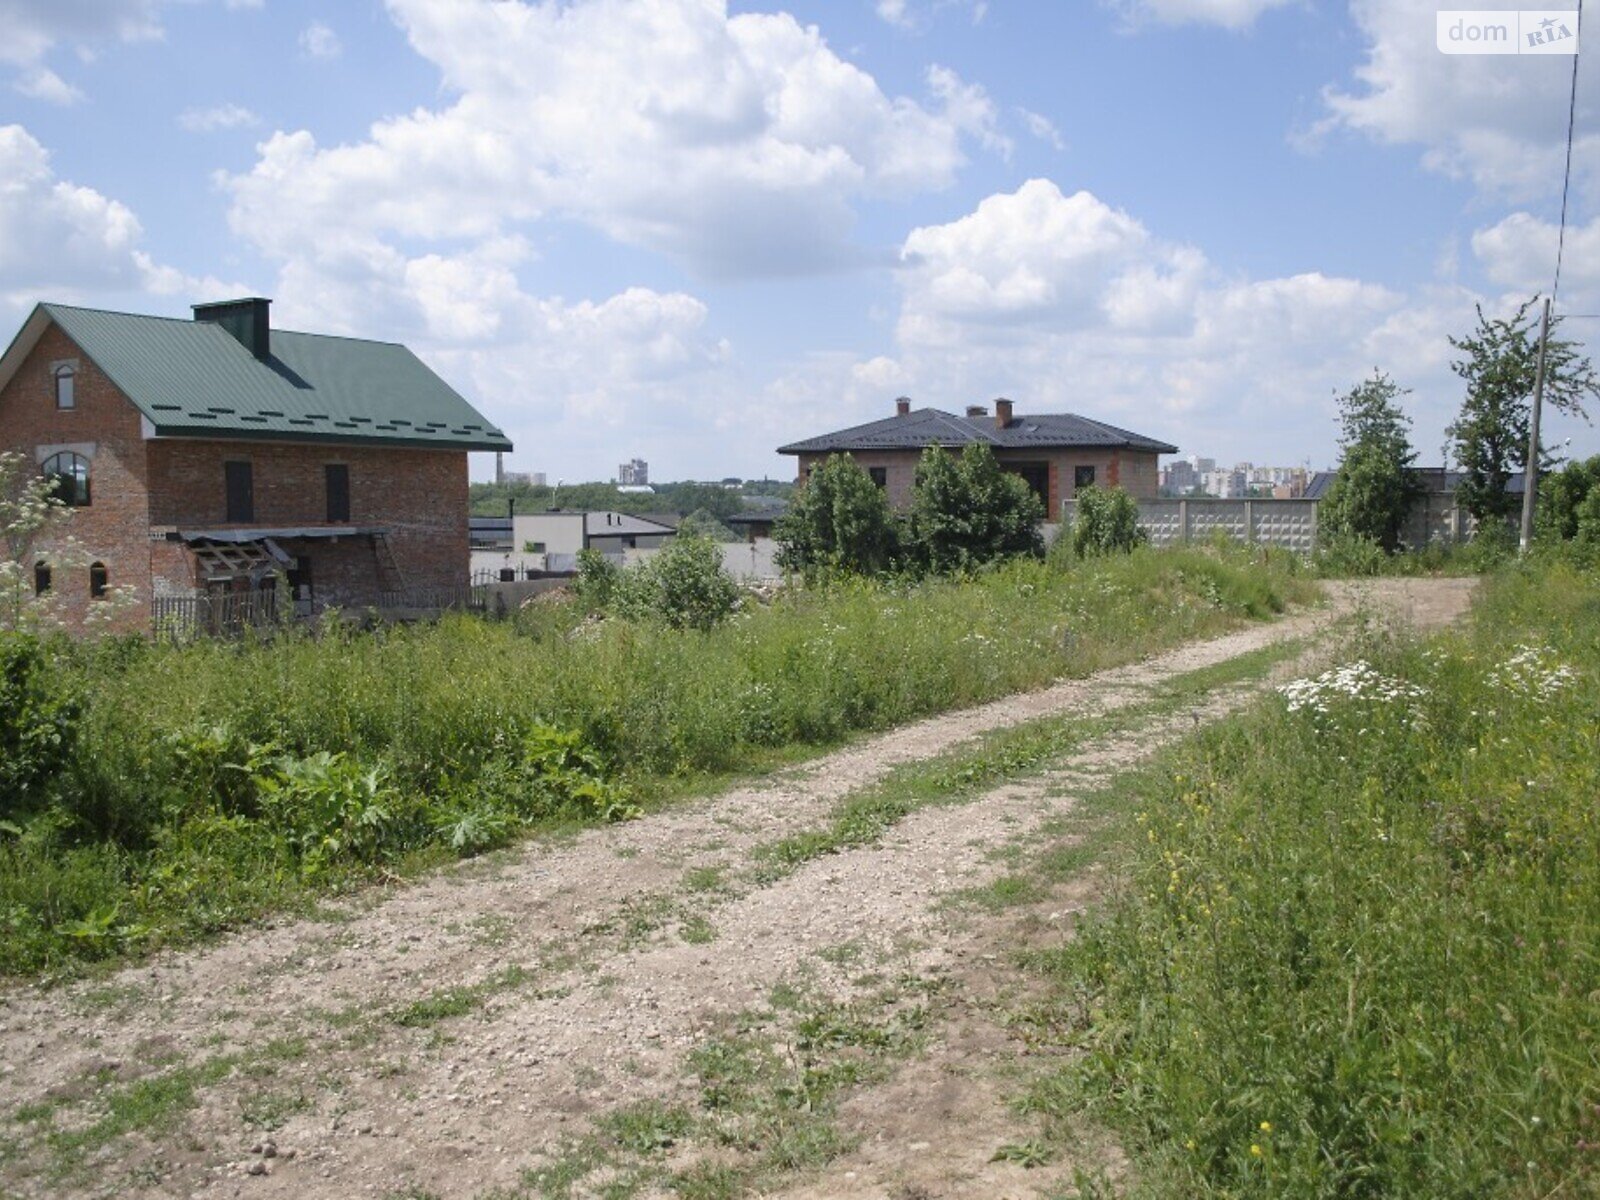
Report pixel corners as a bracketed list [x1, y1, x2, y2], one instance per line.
[895, 396, 911, 417]
[994, 398, 1014, 428]
[193, 297, 272, 361]
[965, 404, 988, 418]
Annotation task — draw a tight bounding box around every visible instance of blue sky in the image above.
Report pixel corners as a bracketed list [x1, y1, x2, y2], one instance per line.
[2, 0, 1597, 482]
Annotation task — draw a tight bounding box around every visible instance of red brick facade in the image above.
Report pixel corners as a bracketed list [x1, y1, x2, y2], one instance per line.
[796, 445, 1162, 518]
[1, 322, 471, 634]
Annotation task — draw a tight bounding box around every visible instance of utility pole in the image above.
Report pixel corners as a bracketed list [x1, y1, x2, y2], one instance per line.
[1519, 297, 1552, 555]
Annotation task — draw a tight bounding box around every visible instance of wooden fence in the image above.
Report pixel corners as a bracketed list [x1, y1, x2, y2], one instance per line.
[152, 590, 281, 641]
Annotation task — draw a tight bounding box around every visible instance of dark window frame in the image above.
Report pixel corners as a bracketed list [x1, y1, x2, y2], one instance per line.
[41, 451, 91, 507]
[868, 466, 888, 489]
[53, 364, 75, 411]
[325, 463, 351, 523]
[89, 561, 108, 599]
[1074, 465, 1097, 491]
[34, 561, 51, 596]
[225, 460, 255, 523]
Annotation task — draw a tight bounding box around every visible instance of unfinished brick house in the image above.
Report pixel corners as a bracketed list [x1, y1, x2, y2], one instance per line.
[778, 398, 1177, 517]
[0, 298, 511, 634]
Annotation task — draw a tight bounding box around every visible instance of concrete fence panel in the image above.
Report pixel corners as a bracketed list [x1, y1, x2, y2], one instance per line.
[1061, 497, 1319, 553]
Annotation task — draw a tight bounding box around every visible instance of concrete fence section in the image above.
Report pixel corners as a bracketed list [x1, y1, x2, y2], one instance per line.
[1062, 497, 1320, 553]
[1061, 494, 1484, 553]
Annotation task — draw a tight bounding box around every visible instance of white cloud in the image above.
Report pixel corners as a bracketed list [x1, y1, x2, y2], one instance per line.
[1318, 0, 1600, 201]
[875, 0, 988, 30]
[0, 0, 168, 101]
[225, 0, 1001, 282]
[12, 66, 83, 105]
[876, 0, 911, 28]
[1471, 210, 1600, 304]
[858, 178, 1490, 467]
[1106, 0, 1299, 31]
[421, 285, 736, 477]
[299, 21, 342, 60]
[0, 124, 239, 312]
[1017, 107, 1065, 150]
[177, 102, 259, 133]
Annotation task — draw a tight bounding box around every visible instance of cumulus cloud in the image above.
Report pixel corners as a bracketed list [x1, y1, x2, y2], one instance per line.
[224, 0, 1005, 283]
[0, 0, 168, 102]
[875, 0, 988, 30]
[0, 124, 238, 311]
[1105, 0, 1299, 31]
[1471, 210, 1600, 304]
[1317, 0, 1600, 201]
[177, 103, 259, 133]
[852, 178, 1489, 466]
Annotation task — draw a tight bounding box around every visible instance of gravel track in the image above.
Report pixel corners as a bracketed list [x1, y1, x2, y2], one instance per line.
[0, 577, 1476, 1199]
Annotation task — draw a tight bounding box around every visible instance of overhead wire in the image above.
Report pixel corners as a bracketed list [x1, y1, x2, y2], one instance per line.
[1552, 0, 1586, 307]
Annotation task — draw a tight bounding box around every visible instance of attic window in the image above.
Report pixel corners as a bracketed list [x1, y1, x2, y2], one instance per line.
[53, 363, 76, 410]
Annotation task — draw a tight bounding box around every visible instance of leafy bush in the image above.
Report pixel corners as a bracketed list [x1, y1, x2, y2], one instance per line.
[1536, 454, 1600, 543]
[1311, 530, 1386, 577]
[1069, 485, 1145, 558]
[574, 548, 621, 610]
[774, 454, 900, 578]
[0, 631, 82, 819]
[908, 444, 1044, 574]
[614, 535, 740, 631]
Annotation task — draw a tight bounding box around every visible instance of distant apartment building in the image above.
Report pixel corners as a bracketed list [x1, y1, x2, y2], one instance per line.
[618, 458, 649, 486]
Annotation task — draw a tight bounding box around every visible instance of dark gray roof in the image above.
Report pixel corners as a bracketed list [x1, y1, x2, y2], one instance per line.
[1, 302, 510, 451]
[1305, 468, 1525, 500]
[778, 407, 1177, 456]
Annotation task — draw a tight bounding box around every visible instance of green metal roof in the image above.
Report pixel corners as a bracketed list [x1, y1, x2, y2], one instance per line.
[39, 303, 511, 452]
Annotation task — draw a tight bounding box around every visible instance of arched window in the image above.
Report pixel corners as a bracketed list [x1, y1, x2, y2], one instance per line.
[54, 364, 75, 410]
[34, 562, 51, 596]
[89, 562, 108, 599]
[41, 451, 90, 507]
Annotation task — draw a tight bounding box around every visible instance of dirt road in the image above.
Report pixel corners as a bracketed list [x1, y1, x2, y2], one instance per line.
[0, 577, 1475, 1200]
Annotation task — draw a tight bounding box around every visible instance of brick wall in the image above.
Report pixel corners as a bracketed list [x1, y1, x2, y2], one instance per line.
[0, 325, 153, 634]
[146, 440, 469, 606]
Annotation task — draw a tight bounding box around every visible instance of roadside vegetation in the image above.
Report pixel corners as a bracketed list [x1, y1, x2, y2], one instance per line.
[1018, 551, 1599, 1197]
[0, 542, 1314, 980]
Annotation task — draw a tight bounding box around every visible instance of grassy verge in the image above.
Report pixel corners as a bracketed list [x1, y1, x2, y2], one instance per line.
[1015, 555, 1599, 1197]
[0, 546, 1316, 981]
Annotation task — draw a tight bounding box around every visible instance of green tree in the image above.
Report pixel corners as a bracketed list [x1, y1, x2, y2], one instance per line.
[1447, 299, 1600, 523]
[1536, 455, 1600, 542]
[1319, 371, 1420, 553]
[1070, 485, 1145, 558]
[908, 444, 1045, 574]
[773, 454, 899, 578]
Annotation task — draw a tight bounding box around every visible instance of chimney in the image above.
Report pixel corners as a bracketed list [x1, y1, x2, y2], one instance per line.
[994, 398, 1014, 429]
[965, 404, 988, 418]
[895, 396, 911, 417]
[193, 298, 272, 361]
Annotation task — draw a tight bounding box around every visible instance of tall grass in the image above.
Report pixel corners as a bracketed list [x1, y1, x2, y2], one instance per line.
[0, 546, 1314, 978]
[1034, 554, 1599, 1197]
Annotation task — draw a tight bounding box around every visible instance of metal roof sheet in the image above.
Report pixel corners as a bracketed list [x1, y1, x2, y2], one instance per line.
[39, 303, 511, 452]
[778, 407, 1177, 456]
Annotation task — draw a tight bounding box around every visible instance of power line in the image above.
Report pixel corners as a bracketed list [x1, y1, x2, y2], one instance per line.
[1552, 0, 1586, 306]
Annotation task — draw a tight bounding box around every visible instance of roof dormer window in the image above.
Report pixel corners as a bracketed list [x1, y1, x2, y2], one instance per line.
[53, 363, 76, 410]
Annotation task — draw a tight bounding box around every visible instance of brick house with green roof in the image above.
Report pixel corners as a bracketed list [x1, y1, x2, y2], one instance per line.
[0, 298, 511, 634]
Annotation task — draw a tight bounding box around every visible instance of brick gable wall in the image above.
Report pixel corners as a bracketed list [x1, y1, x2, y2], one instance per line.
[0, 324, 153, 634]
